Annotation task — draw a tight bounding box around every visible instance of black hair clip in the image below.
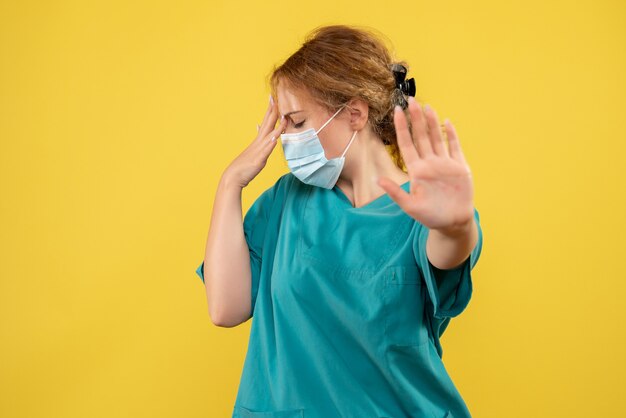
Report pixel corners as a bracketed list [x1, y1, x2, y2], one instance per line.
[391, 64, 416, 97]
[389, 63, 416, 111]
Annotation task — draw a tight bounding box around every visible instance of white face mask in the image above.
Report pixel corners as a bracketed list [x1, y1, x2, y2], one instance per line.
[280, 104, 358, 189]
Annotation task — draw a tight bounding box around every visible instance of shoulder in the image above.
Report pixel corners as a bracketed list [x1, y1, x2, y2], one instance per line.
[274, 172, 296, 191]
[251, 172, 299, 206]
[266, 172, 302, 198]
[265, 172, 295, 196]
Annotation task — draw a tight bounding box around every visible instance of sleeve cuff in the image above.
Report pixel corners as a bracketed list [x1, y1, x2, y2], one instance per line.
[416, 208, 483, 320]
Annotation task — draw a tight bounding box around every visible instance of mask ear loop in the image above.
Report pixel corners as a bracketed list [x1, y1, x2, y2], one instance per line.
[341, 131, 358, 158]
[316, 104, 347, 134]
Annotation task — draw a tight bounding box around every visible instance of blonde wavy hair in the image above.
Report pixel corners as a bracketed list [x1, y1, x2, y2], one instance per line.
[267, 24, 423, 171]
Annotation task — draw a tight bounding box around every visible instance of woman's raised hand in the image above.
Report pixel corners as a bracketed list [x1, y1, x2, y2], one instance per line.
[378, 97, 475, 234]
[224, 95, 287, 188]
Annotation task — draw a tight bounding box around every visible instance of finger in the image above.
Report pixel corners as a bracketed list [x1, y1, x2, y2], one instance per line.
[443, 119, 468, 167]
[407, 96, 433, 158]
[259, 100, 279, 139]
[377, 176, 413, 211]
[393, 105, 420, 168]
[259, 117, 283, 162]
[257, 97, 275, 137]
[423, 104, 448, 157]
[267, 114, 287, 143]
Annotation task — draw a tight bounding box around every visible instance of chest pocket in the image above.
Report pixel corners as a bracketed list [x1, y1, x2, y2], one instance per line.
[383, 265, 429, 347]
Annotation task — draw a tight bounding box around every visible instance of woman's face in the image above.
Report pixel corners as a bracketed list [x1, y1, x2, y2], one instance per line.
[276, 80, 354, 160]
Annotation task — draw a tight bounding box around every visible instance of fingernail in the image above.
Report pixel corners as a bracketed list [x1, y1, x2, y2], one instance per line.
[269, 94, 274, 106]
[394, 105, 402, 113]
[424, 104, 431, 113]
[408, 96, 415, 104]
[281, 114, 285, 122]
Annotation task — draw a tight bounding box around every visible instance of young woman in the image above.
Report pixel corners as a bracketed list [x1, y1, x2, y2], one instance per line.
[196, 24, 483, 418]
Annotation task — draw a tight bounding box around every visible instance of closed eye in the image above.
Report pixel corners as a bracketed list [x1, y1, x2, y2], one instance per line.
[294, 120, 305, 129]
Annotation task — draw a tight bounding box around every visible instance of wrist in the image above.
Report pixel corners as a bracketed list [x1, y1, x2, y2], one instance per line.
[434, 216, 474, 239]
[220, 171, 245, 190]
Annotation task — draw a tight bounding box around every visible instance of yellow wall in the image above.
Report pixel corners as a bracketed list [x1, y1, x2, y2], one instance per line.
[1, 1, 624, 416]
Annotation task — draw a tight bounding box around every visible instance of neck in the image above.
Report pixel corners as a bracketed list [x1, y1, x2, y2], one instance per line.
[335, 128, 409, 204]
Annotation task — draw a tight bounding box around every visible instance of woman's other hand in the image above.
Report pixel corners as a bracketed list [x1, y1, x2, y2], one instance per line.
[224, 95, 287, 188]
[378, 97, 475, 235]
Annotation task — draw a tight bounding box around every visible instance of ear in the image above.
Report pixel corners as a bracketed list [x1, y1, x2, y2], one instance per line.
[346, 98, 369, 131]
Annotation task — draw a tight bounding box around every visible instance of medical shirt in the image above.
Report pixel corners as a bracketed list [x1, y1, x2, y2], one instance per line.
[196, 172, 483, 418]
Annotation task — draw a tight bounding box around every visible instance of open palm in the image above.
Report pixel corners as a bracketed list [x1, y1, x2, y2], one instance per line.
[378, 97, 474, 232]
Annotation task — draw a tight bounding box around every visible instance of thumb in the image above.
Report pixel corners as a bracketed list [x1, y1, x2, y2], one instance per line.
[378, 176, 412, 210]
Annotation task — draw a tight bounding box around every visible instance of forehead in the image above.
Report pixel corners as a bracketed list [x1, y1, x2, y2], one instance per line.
[276, 80, 316, 115]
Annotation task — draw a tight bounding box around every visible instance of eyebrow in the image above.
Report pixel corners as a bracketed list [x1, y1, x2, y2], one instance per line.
[283, 110, 303, 116]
